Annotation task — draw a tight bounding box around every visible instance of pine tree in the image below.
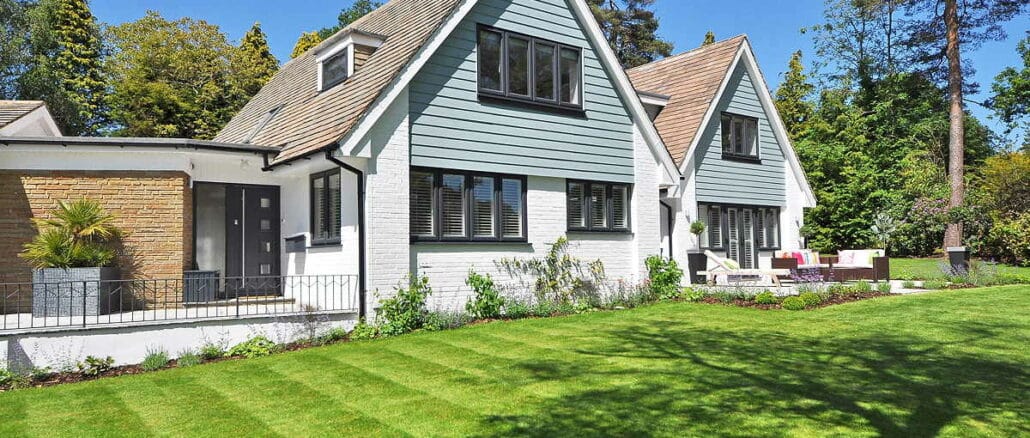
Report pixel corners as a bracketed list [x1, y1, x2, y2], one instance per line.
[235, 22, 279, 97]
[19, 0, 105, 135]
[774, 50, 815, 140]
[702, 30, 715, 46]
[587, 0, 673, 68]
[291, 32, 322, 59]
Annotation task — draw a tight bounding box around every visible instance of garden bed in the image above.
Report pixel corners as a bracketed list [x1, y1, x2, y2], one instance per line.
[701, 291, 896, 310]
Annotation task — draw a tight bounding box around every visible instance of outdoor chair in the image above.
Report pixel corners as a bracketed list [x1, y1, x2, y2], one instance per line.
[698, 250, 790, 288]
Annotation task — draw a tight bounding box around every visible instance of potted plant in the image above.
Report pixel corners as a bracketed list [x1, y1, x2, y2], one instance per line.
[687, 220, 708, 284]
[20, 199, 123, 317]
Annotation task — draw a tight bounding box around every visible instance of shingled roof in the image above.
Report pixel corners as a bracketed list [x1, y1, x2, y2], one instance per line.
[627, 36, 746, 165]
[215, 0, 463, 163]
[0, 100, 45, 128]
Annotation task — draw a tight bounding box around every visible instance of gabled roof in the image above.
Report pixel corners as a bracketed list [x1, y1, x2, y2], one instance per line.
[628, 36, 816, 207]
[0, 100, 46, 128]
[215, 0, 464, 163]
[627, 36, 745, 165]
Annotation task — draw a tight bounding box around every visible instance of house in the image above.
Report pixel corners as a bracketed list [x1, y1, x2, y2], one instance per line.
[1, 0, 681, 321]
[629, 36, 815, 274]
[0, 1, 813, 325]
[0, 101, 62, 137]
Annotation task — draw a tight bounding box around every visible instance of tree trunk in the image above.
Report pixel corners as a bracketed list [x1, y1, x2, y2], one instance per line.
[943, 0, 965, 249]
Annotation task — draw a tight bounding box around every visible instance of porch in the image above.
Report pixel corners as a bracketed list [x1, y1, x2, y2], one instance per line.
[0, 274, 359, 333]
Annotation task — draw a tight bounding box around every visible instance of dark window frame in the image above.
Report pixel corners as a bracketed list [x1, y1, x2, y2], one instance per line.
[720, 112, 761, 163]
[410, 167, 528, 243]
[698, 202, 780, 251]
[567, 180, 632, 233]
[476, 24, 584, 112]
[310, 168, 342, 246]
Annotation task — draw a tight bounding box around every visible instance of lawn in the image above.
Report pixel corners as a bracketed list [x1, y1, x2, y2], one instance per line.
[891, 257, 1030, 280]
[1, 287, 1028, 437]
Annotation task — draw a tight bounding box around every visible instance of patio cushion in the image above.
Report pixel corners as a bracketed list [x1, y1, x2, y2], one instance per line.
[724, 259, 740, 270]
[837, 249, 885, 269]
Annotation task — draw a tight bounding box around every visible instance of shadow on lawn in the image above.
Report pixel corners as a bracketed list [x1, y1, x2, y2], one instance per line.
[478, 318, 1028, 437]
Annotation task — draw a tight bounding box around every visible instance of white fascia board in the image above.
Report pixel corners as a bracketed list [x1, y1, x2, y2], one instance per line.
[567, 0, 680, 187]
[338, 0, 479, 157]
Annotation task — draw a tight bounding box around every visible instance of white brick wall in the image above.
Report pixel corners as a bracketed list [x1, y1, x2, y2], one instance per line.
[365, 87, 412, 316]
[410, 122, 666, 311]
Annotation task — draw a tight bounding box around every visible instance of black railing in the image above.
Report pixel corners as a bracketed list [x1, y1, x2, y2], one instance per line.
[0, 274, 359, 332]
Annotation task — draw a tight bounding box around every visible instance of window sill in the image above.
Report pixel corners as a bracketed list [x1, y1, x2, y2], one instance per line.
[411, 239, 532, 247]
[721, 154, 762, 164]
[309, 240, 341, 248]
[477, 93, 586, 117]
[567, 229, 633, 235]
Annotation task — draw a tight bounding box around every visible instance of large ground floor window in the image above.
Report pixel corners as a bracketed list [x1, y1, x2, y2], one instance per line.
[698, 203, 780, 269]
[410, 167, 527, 242]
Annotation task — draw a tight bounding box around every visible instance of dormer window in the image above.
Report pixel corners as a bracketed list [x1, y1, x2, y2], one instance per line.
[321, 49, 350, 91]
[314, 30, 385, 92]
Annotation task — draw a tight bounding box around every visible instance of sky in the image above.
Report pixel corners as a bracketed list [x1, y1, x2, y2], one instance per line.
[90, 0, 1026, 134]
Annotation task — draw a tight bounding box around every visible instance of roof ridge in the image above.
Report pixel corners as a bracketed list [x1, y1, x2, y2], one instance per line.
[627, 34, 746, 72]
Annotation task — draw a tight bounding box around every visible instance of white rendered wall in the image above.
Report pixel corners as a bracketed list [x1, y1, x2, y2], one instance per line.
[2, 314, 357, 371]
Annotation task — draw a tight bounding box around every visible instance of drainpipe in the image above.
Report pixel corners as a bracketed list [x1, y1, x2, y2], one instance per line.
[325, 148, 367, 319]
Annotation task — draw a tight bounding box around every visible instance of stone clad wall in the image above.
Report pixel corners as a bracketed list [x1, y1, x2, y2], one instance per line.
[0, 170, 191, 312]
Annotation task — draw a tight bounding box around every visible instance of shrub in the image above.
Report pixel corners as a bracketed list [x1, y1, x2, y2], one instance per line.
[711, 291, 735, 304]
[424, 311, 471, 332]
[141, 348, 170, 371]
[0, 367, 13, 387]
[532, 300, 558, 317]
[320, 327, 348, 344]
[19, 199, 122, 269]
[901, 280, 916, 289]
[503, 300, 532, 319]
[781, 296, 807, 311]
[828, 283, 853, 295]
[853, 281, 873, 293]
[77, 355, 114, 377]
[349, 320, 379, 341]
[176, 350, 201, 368]
[754, 291, 778, 305]
[199, 342, 226, 360]
[378, 275, 432, 336]
[988, 212, 1030, 267]
[682, 287, 705, 302]
[922, 279, 948, 290]
[497, 236, 604, 304]
[645, 255, 684, 300]
[227, 336, 277, 359]
[877, 282, 893, 293]
[465, 270, 505, 320]
[799, 292, 822, 307]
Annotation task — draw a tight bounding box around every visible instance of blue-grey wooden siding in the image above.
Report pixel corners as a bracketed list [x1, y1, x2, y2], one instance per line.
[409, 0, 635, 183]
[694, 63, 785, 205]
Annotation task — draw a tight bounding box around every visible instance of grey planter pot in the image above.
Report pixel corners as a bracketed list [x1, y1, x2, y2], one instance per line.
[32, 267, 119, 317]
[687, 252, 708, 285]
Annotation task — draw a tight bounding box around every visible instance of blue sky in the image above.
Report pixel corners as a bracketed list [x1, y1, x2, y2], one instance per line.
[90, 0, 1026, 132]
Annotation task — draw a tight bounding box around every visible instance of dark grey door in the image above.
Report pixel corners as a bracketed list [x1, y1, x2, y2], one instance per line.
[224, 185, 281, 297]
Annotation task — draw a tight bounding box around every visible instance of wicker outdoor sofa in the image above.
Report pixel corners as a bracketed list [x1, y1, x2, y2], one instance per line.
[772, 249, 890, 282]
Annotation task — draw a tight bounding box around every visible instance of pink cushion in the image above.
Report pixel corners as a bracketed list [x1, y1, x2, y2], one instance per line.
[793, 252, 805, 264]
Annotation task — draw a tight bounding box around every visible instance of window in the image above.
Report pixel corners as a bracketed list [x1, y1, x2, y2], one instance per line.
[720, 113, 759, 159]
[410, 168, 527, 242]
[311, 169, 342, 245]
[698, 203, 779, 251]
[477, 25, 583, 109]
[567, 180, 631, 232]
[320, 48, 350, 91]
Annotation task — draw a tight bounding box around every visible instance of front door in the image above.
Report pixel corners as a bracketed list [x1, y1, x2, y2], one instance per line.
[224, 185, 281, 296]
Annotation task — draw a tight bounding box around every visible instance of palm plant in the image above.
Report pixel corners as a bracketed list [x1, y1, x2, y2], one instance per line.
[20, 199, 122, 269]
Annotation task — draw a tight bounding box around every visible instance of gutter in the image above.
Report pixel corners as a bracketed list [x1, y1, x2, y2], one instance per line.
[0, 136, 279, 155]
[324, 147, 368, 320]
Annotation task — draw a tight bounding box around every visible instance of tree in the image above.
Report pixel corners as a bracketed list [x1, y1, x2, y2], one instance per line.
[0, 0, 31, 99]
[702, 30, 715, 46]
[806, 0, 898, 99]
[18, 0, 106, 135]
[104, 11, 241, 139]
[587, 0, 673, 68]
[235, 22, 279, 97]
[899, 0, 1026, 248]
[774, 50, 815, 140]
[291, 31, 322, 59]
[989, 34, 1029, 149]
[317, 0, 382, 39]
